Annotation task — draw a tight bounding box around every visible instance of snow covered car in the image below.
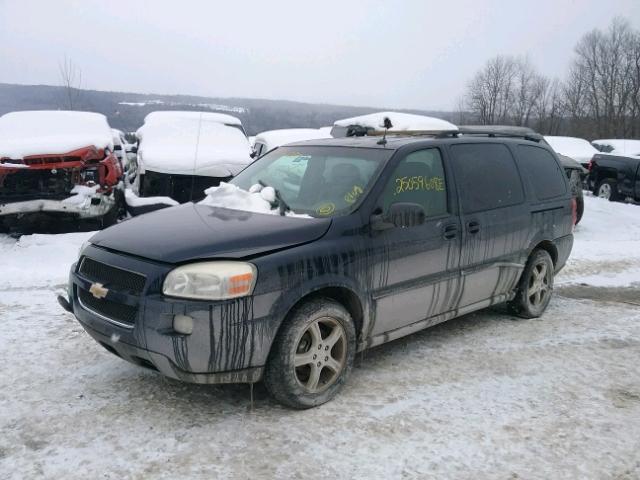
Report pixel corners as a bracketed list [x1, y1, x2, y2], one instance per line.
[592, 139, 640, 156]
[60, 131, 574, 409]
[330, 111, 458, 138]
[544, 136, 599, 169]
[129, 111, 252, 213]
[252, 128, 332, 157]
[0, 111, 123, 231]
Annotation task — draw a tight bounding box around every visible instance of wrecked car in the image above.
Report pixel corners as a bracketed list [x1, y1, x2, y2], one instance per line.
[0, 111, 123, 231]
[60, 131, 574, 409]
[128, 111, 252, 214]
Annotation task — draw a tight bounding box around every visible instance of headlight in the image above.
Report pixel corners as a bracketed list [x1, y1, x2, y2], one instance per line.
[163, 261, 257, 300]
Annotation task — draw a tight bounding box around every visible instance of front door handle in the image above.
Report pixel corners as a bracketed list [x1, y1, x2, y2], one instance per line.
[442, 224, 458, 240]
[467, 221, 481, 234]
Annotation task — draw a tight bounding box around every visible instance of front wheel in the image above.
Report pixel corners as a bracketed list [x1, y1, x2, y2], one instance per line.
[264, 298, 356, 409]
[508, 249, 554, 318]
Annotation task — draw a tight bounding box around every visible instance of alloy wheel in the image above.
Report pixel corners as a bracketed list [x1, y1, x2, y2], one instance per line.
[293, 317, 347, 393]
[598, 183, 612, 199]
[527, 262, 551, 307]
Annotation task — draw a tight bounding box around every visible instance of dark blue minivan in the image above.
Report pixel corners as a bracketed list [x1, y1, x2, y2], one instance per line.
[60, 133, 574, 408]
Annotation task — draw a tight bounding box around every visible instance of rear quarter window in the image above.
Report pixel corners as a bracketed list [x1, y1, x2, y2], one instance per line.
[450, 143, 524, 213]
[516, 145, 567, 200]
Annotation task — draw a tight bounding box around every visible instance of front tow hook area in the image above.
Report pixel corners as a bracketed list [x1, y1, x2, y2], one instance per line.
[57, 295, 74, 314]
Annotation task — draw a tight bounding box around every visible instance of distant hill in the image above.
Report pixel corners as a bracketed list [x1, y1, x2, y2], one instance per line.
[0, 83, 456, 136]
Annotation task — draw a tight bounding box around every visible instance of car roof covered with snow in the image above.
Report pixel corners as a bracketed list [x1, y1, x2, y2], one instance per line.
[0, 110, 114, 159]
[142, 110, 243, 128]
[254, 128, 332, 151]
[592, 139, 640, 156]
[331, 111, 458, 137]
[544, 136, 599, 163]
[136, 114, 252, 177]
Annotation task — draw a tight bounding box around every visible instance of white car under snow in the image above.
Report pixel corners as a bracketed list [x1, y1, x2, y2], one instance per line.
[130, 111, 252, 212]
[252, 128, 333, 157]
[544, 136, 600, 168]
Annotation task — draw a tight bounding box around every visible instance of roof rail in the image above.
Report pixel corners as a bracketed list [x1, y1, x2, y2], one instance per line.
[458, 125, 543, 142]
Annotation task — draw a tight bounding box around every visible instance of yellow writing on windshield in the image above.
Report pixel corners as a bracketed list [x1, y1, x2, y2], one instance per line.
[344, 185, 364, 204]
[316, 203, 336, 216]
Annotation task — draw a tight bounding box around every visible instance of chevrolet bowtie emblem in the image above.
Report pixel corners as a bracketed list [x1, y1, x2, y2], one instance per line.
[89, 282, 109, 299]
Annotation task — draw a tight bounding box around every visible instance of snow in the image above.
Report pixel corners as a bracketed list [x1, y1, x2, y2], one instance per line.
[136, 113, 252, 177]
[119, 100, 247, 114]
[61, 185, 100, 206]
[199, 182, 309, 217]
[544, 136, 599, 165]
[0, 111, 114, 159]
[2, 191, 640, 479]
[253, 128, 332, 151]
[556, 194, 640, 288]
[142, 110, 243, 128]
[592, 139, 640, 157]
[124, 189, 179, 208]
[333, 111, 458, 132]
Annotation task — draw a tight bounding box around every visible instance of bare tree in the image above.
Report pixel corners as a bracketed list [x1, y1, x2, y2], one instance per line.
[568, 18, 638, 138]
[58, 56, 82, 110]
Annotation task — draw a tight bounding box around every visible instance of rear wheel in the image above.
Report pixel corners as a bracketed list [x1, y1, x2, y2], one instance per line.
[596, 179, 619, 201]
[508, 249, 554, 318]
[264, 298, 356, 409]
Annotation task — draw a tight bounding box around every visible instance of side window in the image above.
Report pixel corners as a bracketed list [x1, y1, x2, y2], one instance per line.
[450, 143, 524, 213]
[516, 145, 567, 200]
[380, 148, 447, 217]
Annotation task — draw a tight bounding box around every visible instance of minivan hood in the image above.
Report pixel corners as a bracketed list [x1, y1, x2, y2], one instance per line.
[90, 203, 332, 263]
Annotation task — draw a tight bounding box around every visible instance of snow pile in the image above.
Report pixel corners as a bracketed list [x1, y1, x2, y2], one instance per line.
[333, 111, 458, 133]
[199, 182, 309, 217]
[544, 136, 599, 165]
[0, 231, 93, 289]
[125, 189, 178, 208]
[62, 185, 99, 206]
[0, 111, 114, 159]
[592, 139, 640, 157]
[136, 112, 251, 177]
[557, 195, 640, 287]
[254, 128, 332, 151]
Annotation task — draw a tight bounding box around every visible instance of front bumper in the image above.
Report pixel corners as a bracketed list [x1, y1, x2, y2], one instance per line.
[0, 192, 116, 219]
[67, 246, 280, 384]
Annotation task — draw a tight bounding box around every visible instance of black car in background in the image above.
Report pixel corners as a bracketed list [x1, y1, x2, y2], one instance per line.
[589, 152, 640, 202]
[60, 132, 574, 408]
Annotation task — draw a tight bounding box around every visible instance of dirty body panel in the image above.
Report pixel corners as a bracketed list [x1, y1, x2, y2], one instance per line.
[66, 136, 574, 385]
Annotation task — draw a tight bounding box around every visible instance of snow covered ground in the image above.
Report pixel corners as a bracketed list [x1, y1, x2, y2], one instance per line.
[1, 195, 639, 479]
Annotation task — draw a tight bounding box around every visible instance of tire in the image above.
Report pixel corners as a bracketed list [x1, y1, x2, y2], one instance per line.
[596, 179, 619, 201]
[264, 297, 356, 409]
[508, 249, 554, 319]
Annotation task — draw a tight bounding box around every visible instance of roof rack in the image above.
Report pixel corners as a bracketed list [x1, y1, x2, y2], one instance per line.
[365, 129, 459, 138]
[458, 125, 543, 142]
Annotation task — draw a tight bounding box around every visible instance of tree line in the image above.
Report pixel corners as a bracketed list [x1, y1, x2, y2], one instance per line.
[459, 18, 640, 139]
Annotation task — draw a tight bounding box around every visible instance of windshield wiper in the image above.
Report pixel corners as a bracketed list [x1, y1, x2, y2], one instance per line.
[258, 180, 290, 216]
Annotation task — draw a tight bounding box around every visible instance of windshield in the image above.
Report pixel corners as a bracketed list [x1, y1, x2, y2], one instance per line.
[231, 146, 392, 217]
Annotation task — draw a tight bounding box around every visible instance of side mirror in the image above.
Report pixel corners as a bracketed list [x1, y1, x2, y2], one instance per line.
[129, 145, 138, 154]
[371, 202, 426, 231]
[250, 151, 257, 159]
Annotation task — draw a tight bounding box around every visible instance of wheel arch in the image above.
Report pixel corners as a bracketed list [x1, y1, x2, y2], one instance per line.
[531, 240, 558, 266]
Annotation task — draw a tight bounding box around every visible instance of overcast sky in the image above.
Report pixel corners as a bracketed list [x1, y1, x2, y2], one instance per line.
[1, 0, 639, 111]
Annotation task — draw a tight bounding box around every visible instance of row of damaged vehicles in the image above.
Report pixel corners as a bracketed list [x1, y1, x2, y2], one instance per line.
[5, 108, 631, 232]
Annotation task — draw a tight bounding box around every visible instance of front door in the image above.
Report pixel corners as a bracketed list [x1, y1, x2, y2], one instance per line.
[368, 147, 462, 337]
